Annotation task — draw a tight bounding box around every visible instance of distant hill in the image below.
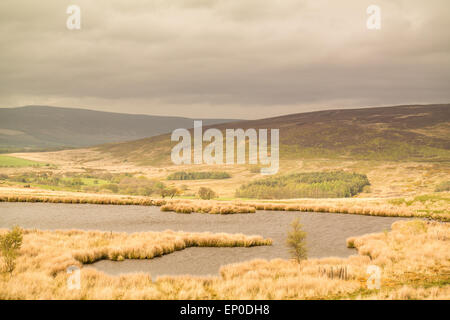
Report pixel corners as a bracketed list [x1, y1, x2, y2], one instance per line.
[0, 106, 239, 152]
[93, 104, 450, 165]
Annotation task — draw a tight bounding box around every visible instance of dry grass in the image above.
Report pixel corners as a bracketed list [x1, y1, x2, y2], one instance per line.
[2, 153, 449, 220]
[160, 202, 256, 214]
[217, 220, 449, 300]
[0, 229, 271, 299]
[0, 188, 256, 214]
[0, 191, 166, 206]
[7, 151, 450, 198]
[241, 198, 449, 221]
[0, 220, 448, 299]
[0, 186, 448, 220]
[358, 285, 450, 300]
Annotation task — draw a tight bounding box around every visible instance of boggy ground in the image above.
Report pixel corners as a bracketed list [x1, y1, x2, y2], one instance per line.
[0, 220, 448, 299]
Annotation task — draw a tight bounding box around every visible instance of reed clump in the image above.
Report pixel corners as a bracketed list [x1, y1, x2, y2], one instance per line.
[239, 200, 448, 221]
[71, 231, 272, 265]
[0, 194, 164, 207]
[0, 220, 448, 299]
[0, 228, 272, 280]
[0, 189, 447, 220]
[159, 201, 256, 215]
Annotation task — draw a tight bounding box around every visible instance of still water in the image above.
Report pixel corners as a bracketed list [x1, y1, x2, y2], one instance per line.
[0, 202, 406, 277]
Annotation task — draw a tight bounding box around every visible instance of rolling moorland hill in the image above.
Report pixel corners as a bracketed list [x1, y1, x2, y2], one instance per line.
[92, 104, 450, 165]
[0, 106, 239, 152]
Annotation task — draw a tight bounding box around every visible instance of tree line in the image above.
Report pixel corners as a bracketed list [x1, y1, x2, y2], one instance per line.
[235, 171, 370, 199]
[167, 171, 231, 180]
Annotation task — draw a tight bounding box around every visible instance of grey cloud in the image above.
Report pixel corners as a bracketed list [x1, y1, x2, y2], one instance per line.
[0, 0, 449, 118]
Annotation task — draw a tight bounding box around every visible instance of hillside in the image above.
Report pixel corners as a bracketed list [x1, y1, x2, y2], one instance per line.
[0, 106, 238, 152]
[93, 104, 450, 165]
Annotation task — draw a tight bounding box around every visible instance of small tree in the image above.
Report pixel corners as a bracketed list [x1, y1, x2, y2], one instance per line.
[286, 218, 307, 263]
[161, 187, 180, 199]
[160, 188, 169, 198]
[0, 226, 23, 274]
[198, 187, 217, 200]
[167, 187, 180, 199]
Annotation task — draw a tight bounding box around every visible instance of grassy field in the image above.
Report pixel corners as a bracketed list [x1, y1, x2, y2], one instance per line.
[1, 149, 449, 223]
[6, 151, 449, 198]
[0, 155, 449, 220]
[0, 170, 164, 196]
[0, 220, 448, 299]
[0, 155, 48, 168]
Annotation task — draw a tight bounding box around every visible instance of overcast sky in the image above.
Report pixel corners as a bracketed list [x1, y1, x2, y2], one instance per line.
[0, 0, 449, 119]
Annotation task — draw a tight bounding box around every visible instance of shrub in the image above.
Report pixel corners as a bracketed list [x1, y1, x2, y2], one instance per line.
[286, 218, 307, 263]
[5, 171, 165, 197]
[248, 166, 261, 174]
[435, 181, 450, 192]
[198, 187, 217, 200]
[0, 226, 23, 273]
[160, 187, 180, 199]
[103, 183, 119, 193]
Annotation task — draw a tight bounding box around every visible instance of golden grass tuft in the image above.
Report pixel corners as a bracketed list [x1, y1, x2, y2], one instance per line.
[159, 200, 256, 214]
[239, 200, 449, 221]
[0, 220, 448, 299]
[0, 187, 448, 220]
[0, 229, 272, 299]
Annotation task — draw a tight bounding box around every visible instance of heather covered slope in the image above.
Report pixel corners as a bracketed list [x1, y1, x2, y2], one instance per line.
[93, 104, 450, 165]
[0, 106, 239, 152]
